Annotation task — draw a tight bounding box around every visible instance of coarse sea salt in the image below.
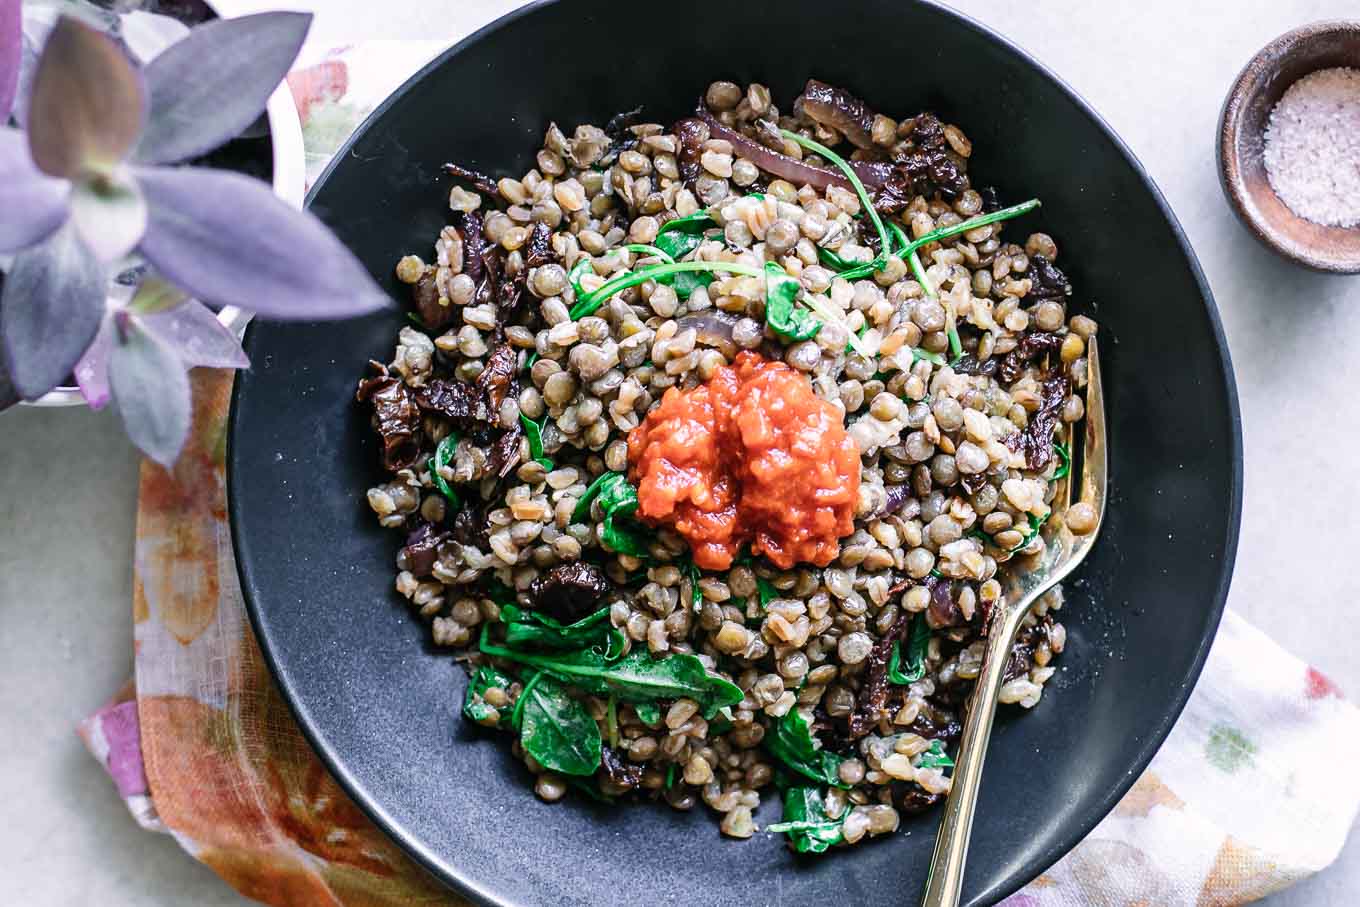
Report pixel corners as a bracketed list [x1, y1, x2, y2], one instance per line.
[1262, 67, 1360, 228]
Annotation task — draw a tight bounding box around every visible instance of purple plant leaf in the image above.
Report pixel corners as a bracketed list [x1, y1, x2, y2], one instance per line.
[0, 127, 69, 252]
[69, 167, 146, 262]
[1, 0, 19, 120]
[74, 308, 113, 409]
[27, 16, 145, 178]
[109, 311, 190, 467]
[135, 12, 310, 166]
[1, 222, 105, 398]
[118, 10, 190, 64]
[142, 298, 248, 369]
[137, 166, 392, 319]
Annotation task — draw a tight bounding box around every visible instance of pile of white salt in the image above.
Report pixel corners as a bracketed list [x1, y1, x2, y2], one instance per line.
[1262, 67, 1360, 228]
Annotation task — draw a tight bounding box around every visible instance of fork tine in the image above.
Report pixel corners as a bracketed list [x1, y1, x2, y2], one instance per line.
[1080, 336, 1107, 516]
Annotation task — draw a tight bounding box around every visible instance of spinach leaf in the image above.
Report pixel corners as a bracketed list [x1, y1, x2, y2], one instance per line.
[756, 576, 778, 611]
[670, 268, 714, 301]
[501, 603, 623, 658]
[763, 707, 850, 789]
[654, 227, 706, 262]
[763, 261, 822, 342]
[766, 786, 848, 854]
[665, 763, 678, 789]
[480, 628, 744, 719]
[566, 775, 614, 803]
[519, 413, 553, 470]
[635, 702, 661, 725]
[888, 614, 931, 685]
[572, 471, 653, 558]
[622, 243, 675, 264]
[1052, 441, 1071, 480]
[517, 672, 603, 776]
[463, 664, 515, 727]
[571, 261, 763, 319]
[916, 739, 955, 770]
[656, 210, 715, 239]
[431, 433, 461, 508]
[681, 557, 701, 608]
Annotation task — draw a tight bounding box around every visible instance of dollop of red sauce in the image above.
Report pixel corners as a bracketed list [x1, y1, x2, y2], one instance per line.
[627, 351, 860, 571]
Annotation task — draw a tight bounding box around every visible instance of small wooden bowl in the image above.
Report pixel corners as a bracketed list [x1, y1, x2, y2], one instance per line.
[1218, 20, 1360, 273]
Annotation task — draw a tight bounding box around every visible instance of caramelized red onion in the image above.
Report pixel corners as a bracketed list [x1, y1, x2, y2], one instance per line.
[795, 79, 878, 150]
[696, 110, 892, 191]
[675, 310, 742, 359]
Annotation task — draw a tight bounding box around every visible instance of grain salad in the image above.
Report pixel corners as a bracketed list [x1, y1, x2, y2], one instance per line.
[357, 79, 1098, 854]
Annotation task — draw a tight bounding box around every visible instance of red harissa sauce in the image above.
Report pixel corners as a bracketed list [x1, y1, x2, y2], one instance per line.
[627, 351, 860, 571]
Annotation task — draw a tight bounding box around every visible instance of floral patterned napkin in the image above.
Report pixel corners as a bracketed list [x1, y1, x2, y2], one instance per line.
[77, 44, 1360, 907]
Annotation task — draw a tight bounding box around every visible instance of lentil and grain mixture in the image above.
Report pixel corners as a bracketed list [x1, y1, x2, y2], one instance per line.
[358, 79, 1099, 853]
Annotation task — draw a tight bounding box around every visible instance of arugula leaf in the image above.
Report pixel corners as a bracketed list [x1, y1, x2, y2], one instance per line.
[480, 628, 743, 719]
[635, 702, 661, 725]
[656, 210, 716, 239]
[670, 268, 714, 301]
[763, 708, 850, 789]
[463, 664, 515, 727]
[518, 413, 553, 470]
[916, 739, 955, 771]
[430, 433, 461, 508]
[763, 261, 821, 342]
[766, 786, 848, 854]
[501, 604, 623, 658]
[888, 614, 931, 685]
[517, 672, 603, 776]
[911, 347, 947, 367]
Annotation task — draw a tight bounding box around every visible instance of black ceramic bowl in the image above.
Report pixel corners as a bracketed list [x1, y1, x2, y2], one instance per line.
[228, 1, 1242, 904]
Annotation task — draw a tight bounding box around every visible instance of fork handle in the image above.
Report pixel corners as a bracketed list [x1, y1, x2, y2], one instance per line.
[921, 599, 1029, 907]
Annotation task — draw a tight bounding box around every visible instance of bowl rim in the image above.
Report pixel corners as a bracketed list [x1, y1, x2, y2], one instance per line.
[1216, 18, 1360, 274]
[230, 1, 1243, 904]
[24, 7, 307, 407]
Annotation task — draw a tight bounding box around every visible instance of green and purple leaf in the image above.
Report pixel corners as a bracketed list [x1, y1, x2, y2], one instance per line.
[136, 166, 392, 319]
[109, 311, 191, 467]
[68, 167, 146, 261]
[1, 223, 104, 398]
[0, 127, 69, 252]
[1, 0, 19, 119]
[135, 12, 310, 166]
[27, 16, 144, 179]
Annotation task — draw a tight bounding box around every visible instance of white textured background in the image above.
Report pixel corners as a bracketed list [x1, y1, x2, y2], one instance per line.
[2, 1, 1358, 904]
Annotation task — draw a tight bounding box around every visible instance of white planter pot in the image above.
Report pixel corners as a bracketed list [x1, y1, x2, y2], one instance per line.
[25, 7, 306, 407]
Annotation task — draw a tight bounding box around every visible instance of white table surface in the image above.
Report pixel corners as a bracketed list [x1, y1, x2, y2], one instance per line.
[3, 1, 1358, 904]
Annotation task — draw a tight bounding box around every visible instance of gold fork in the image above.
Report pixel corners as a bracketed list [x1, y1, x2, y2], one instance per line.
[921, 337, 1107, 907]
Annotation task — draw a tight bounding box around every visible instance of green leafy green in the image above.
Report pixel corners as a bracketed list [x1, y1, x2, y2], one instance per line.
[516, 672, 603, 776]
[681, 558, 701, 607]
[567, 255, 593, 299]
[501, 604, 624, 658]
[888, 614, 931, 685]
[463, 664, 515, 727]
[911, 347, 947, 367]
[763, 261, 822, 342]
[518, 413, 553, 470]
[916, 739, 955, 771]
[756, 577, 778, 611]
[766, 786, 849, 854]
[622, 243, 675, 264]
[480, 628, 744, 719]
[763, 707, 850, 788]
[635, 702, 661, 725]
[1052, 441, 1071, 481]
[430, 433, 461, 508]
[571, 471, 652, 558]
[565, 776, 614, 803]
[665, 763, 678, 789]
[906, 199, 1041, 254]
